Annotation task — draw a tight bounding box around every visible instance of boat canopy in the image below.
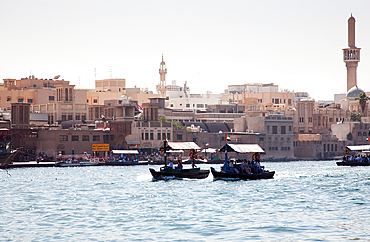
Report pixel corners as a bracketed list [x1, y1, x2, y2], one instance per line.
[112, 150, 139, 154]
[219, 143, 265, 153]
[346, 145, 370, 152]
[161, 142, 201, 151]
[201, 148, 217, 153]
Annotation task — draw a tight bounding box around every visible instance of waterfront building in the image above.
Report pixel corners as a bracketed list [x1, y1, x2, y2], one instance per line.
[234, 114, 294, 159]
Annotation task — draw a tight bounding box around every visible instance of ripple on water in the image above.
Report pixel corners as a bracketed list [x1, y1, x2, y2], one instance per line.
[1, 162, 370, 241]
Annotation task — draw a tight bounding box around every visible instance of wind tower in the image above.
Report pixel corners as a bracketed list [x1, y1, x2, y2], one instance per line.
[158, 54, 167, 97]
[343, 14, 361, 91]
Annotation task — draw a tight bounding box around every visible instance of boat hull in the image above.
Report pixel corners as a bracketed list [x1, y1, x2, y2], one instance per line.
[0, 149, 20, 169]
[336, 161, 370, 166]
[56, 161, 100, 167]
[211, 167, 275, 180]
[149, 167, 210, 179]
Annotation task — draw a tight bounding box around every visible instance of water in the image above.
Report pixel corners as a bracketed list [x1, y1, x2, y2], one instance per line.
[1, 161, 369, 241]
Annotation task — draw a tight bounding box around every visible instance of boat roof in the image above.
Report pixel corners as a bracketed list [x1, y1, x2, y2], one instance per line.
[219, 143, 265, 153]
[112, 150, 139, 154]
[162, 142, 201, 150]
[346, 145, 370, 151]
[201, 148, 217, 153]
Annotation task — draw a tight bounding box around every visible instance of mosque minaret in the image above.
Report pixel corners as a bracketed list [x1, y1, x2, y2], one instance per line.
[158, 54, 167, 98]
[343, 14, 361, 91]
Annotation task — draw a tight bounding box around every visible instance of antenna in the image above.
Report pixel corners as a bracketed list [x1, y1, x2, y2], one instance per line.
[94, 68, 97, 80]
[110, 66, 112, 78]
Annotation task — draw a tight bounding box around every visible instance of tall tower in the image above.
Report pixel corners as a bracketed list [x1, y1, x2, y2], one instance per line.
[158, 54, 167, 98]
[343, 14, 361, 91]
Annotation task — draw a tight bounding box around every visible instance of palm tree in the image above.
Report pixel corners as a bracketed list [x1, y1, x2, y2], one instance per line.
[358, 92, 368, 116]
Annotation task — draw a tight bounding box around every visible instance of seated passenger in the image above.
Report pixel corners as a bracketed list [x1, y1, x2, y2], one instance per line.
[169, 159, 173, 168]
[176, 159, 183, 169]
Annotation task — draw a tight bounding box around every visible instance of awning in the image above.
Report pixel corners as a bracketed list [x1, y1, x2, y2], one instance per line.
[112, 150, 139, 154]
[219, 143, 265, 153]
[161, 142, 201, 150]
[201, 148, 217, 153]
[346, 145, 370, 151]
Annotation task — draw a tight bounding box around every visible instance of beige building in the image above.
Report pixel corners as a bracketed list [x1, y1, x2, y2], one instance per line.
[0, 76, 89, 125]
[221, 88, 294, 112]
[294, 99, 351, 134]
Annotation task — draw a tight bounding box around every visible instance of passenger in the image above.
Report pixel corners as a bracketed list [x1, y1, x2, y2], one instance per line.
[169, 159, 173, 168]
[176, 159, 183, 169]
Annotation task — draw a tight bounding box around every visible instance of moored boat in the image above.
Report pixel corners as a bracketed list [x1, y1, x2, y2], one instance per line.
[0, 129, 20, 169]
[149, 141, 210, 180]
[211, 143, 275, 180]
[55, 159, 100, 167]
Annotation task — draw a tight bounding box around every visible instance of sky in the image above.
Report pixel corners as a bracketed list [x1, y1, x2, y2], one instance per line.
[1, 0, 370, 101]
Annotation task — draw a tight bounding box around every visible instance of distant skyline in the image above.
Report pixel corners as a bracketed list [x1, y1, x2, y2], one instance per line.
[1, 0, 370, 101]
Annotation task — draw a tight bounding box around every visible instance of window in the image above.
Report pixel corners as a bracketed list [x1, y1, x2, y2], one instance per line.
[145, 133, 149, 140]
[162, 133, 166, 140]
[308, 117, 312, 122]
[177, 133, 183, 140]
[62, 115, 66, 120]
[329, 118, 333, 122]
[170, 104, 173, 107]
[288, 99, 291, 105]
[150, 133, 153, 140]
[323, 145, 326, 152]
[76, 115, 80, 120]
[7, 97, 11, 102]
[167, 133, 170, 140]
[18, 98, 24, 103]
[27, 99, 33, 103]
[68, 115, 73, 120]
[82, 135, 89, 141]
[72, 135, 79, 141]
[272, 126, 278, 134]
[281, 126, 286, 134]
[142, 133, 144, 140]
[186, 104, 190, 108]
[157, 132, 161, 140]
[299, 117, 304, 123]
[266, 126, 270, 132]
[289, 126, 292, 132]
[60, 135, 68, 142]
[197, 104, 204, 108]
[335, 144, 337, 151]
[93, 135, 100, 141]
[259, 137, 264, 142]
[93, 99, 98, 103]
[49, 96, 54, 101]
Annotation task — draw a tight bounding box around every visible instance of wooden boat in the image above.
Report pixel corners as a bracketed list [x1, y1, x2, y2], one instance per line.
[0, 130, 20, 169]
[338, 145, 370, 166]
[211, 143, 275, 180]
[56, 159, 100, 167]
[149, 141, 210, 180]
[211, 167, 275, 180]
[336, 161, 370, 166]
[150, 167, 210, 179]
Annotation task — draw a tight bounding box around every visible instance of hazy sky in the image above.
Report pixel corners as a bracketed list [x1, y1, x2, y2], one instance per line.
[1, 0, 370, 101]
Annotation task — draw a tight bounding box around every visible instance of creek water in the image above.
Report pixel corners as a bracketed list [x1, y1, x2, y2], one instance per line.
[1, 161, 369, 241]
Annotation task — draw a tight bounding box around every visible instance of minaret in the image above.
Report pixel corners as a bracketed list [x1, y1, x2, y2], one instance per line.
[343, 14, 361, 91]
[158, 54, 167, 98]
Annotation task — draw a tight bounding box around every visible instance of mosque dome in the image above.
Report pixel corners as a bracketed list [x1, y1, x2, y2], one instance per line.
[346, 86, 364, 98]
